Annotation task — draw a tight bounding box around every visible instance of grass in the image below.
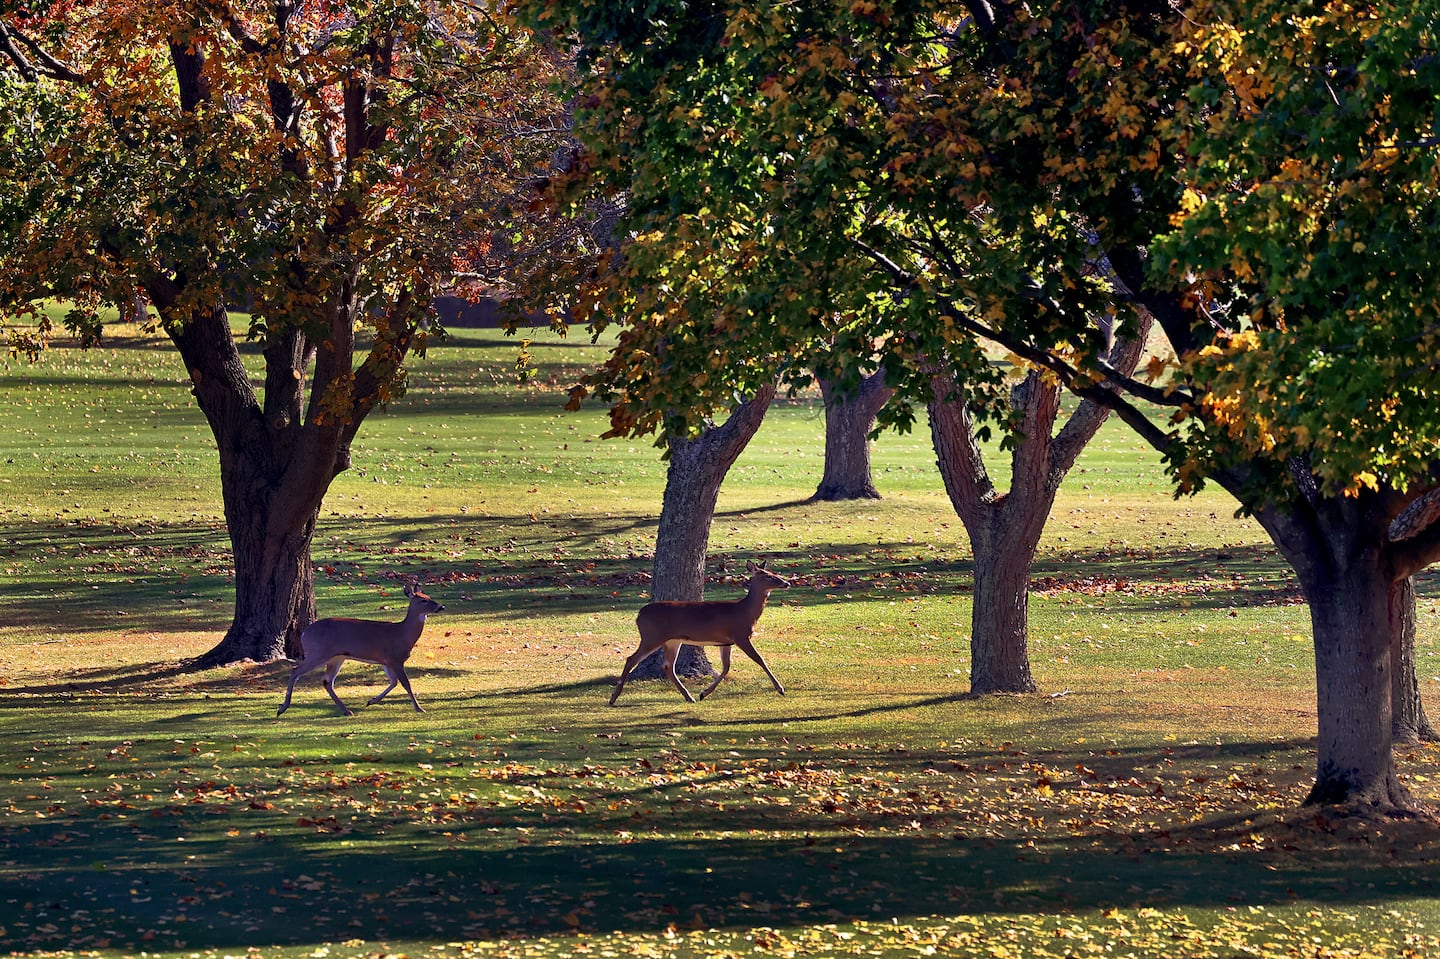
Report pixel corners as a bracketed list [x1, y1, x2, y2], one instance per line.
[3, 322, 1440, 958]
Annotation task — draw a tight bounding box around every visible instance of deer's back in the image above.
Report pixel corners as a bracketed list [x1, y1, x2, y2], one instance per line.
[301, 616, 414, 663]
[637, 598, 748, 645]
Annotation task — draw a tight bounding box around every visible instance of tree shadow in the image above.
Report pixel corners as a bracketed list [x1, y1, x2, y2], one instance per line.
[4, 732, 1435, 955]
[0, 657, 474, 701]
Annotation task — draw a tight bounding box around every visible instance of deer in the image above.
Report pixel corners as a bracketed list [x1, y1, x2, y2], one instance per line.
[609, 561, 790, 705]
[276, 584, 445, 717]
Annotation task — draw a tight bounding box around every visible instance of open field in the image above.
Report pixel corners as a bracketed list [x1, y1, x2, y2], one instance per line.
[3, 324, 1440, 958]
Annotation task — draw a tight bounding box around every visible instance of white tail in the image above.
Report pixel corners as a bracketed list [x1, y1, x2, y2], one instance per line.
[276, 584, 445, 717]
[610, 561, 789, 705]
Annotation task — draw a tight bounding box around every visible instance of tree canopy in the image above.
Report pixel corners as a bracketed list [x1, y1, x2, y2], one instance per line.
[1, 0, 557, 356]
[541, 0, 1440, 507]
[1155, 1, 1440, 506]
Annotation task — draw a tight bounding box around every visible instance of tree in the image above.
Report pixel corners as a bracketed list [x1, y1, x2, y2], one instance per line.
[814, 368, 892, 501]
[0, 2, 563, 665]
[931, 317, 1149, 694]
[536, 0, 1440, 809]
[1142, 0, 1440, 804]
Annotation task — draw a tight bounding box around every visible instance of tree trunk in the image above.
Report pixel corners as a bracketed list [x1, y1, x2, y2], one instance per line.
[1305, 558, 1410, 807]
[163, 301, 354, 668]
[931, 372, 1059, 694]
[968, 518, 1039, 693]
[813, 370, 894, 501]
[630, 382, 778, 681]
[1257, 497, 1415, 809]
[1390, 576, 1438, 743]
[930, 316, 1148, 695]
[652, 431, 721, 606]
[193, 504, 319, 666]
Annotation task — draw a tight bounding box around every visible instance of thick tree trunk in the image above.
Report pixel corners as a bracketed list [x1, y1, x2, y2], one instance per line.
[194, 508, 318, 666]
[1257, 497, 1415, 809]
[1390, 576, 1438, 743]
[630, 383, 778, 681]
[968, 521, 1039, 693]
[1305, 559, 1410, 807]
[163, 302, 350, 668]
[652, 432, 722, 606]
[813, 370, 894, 501]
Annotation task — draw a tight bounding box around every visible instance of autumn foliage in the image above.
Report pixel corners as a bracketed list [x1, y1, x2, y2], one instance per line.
[0, 0, 568, 663]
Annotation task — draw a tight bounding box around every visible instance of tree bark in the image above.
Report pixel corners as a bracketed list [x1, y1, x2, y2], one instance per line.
[930, 373, 1055, 693]
[630, 382, 778, 681]
[1390, 576, 1438, 743]
[813, 370, 894, 501]
[967, 517, 1041, 693]
[198, 509, 319, 666]
[163, 305, 326, 665]
[1255, 494, 1416, 809]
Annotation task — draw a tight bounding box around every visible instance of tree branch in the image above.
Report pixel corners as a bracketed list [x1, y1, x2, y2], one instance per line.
[1388, 487, 1440, 580]
[854, 236, 1182, 458]
[1051, 310, 1153, 475]
[0, 20, 84, 82]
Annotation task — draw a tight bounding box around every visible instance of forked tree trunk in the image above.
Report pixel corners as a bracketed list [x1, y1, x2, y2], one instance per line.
[930, 318, 1148, 695]
[164, 302, 360, 667]
[1256, 494, 1415, 809]
[931, 372, 1058, 694]
[813, 370, 894, 501]
[629, 382, 778, 681]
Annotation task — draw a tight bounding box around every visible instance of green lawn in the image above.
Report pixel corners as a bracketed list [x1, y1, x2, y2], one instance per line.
[2, 323, 1439, 958]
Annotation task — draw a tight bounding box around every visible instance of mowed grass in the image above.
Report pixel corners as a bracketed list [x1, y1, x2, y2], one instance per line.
[2, 321, 1440, 958]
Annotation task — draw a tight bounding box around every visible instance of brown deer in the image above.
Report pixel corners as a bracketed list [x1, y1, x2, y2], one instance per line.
[610, 561, 789, 705]
[276, 584, 444, 717]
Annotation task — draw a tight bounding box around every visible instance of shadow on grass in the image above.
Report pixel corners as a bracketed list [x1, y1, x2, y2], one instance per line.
[15, 504, 1440, 641]
[3, 731, 1435, 955]
[0, 657, 481, 703]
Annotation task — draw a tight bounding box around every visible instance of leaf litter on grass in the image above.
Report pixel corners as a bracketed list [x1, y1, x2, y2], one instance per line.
[5, 726, 1440, 959]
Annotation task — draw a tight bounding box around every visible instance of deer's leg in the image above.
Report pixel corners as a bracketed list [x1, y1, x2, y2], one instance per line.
[321, 658, 355, 716]
[395, 665, 424, 713]
[734, 638, 785, 696]
[610, 638, 660, 705]
[277, 656, 327, 716]
[698, 645, 733, 700]
[662, 641, 697, 703]
[368, 666, 401, 705]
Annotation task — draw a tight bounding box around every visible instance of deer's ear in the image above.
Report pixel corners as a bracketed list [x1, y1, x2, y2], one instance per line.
[746, 559, 758, 572]
[404, 584, 415, 598]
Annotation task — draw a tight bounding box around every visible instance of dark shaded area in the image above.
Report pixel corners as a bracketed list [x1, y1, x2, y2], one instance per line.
[2, 726, 1435, 954]
[0, 502, 1344, 640]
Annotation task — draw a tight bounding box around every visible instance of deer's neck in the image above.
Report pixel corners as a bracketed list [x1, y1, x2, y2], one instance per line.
[742, 586, 771, 617]
[401, 609, 429, 646]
